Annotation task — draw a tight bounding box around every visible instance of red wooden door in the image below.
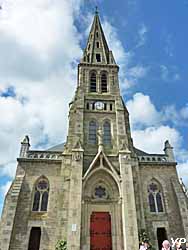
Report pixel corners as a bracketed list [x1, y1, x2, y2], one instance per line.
[90, 212, 112, 250]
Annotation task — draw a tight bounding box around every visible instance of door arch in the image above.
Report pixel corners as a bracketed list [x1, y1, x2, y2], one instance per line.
[82, 168, 123, 250]
[157, 228, 167, 250]
[28, 227, 41, 250]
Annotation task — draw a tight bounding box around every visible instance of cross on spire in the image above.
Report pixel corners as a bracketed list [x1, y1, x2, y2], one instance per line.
[95, 6, 99, 15]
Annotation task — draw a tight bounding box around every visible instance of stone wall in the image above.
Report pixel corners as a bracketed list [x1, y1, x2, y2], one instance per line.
[0, 158, 72, 250]
[138, 162, 188, 248]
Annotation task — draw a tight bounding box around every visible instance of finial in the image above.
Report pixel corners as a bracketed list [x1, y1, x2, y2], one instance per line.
[20, 135, 30, 158]
[95, 6, 99, 15]
[163, 140, 175, 162]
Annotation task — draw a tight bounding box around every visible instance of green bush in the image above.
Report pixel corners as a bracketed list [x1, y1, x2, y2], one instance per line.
[55, 240, 67, 250]
[139, 229, 155, 250]
[139, 229, 150, 244]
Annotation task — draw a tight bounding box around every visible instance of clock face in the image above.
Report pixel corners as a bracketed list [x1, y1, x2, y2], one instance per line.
[95, 101, 104, 110]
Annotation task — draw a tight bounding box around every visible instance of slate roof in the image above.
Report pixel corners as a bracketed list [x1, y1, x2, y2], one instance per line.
[47, 142, 65, 152]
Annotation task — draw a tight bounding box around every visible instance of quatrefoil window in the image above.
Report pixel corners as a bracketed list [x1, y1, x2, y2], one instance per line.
[95, 186, 106, 198]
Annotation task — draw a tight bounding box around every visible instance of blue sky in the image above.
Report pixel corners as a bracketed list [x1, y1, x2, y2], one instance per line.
[0, 0, 187, 215]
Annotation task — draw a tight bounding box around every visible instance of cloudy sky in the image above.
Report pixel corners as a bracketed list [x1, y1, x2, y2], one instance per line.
[0, 0, 188, 215]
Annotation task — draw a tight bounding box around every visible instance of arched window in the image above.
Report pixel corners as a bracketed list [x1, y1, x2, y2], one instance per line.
[90, 72, 97, 92]
[89, 121, 97, 144]
[32, 177, 49, 212]
[101, 73, 108, 93]
[103, 121, 111, 145]
[148, 182, 164, 213]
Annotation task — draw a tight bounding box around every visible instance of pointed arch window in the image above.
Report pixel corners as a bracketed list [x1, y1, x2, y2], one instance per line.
[32, 177, 49, 212]
[101, 73, 108, 93]
[90, 72, 97, 92]
[148, 182, 164, 213]
[103, 121, 111, 145]
[89, 121, 97, 144]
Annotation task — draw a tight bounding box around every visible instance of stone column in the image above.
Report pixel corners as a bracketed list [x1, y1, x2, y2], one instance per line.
[119, 149, 139, 250]
[67, 147, 84, 250]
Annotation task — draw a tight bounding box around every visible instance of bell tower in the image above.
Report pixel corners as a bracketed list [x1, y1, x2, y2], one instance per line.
[66, 9, 133, 156]
[66, 9, 139, 250]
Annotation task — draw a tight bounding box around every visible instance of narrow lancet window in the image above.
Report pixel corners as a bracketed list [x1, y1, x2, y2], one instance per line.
[156, 192, 163, 212]
[149, 193, 156, 212]
[89, 121, 97, 144]
[101, 73, 108, 92]
[90, 72, 97, 92]
[103, 121, 111, 145]
[96, 54, 101, 62]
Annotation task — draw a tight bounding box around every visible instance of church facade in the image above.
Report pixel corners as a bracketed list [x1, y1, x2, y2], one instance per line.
[0, 11, 188, 250]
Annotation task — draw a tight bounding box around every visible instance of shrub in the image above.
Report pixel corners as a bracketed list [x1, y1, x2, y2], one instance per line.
[55, 240, 67, 250]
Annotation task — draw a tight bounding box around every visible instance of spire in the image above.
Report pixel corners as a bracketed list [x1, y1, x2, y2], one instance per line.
[81, 8, 116, 65]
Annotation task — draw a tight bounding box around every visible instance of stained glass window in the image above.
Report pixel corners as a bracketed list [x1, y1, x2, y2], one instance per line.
[32, 177, 49, 212]
[95, 186, 106, 198]
[148, 182, 164, 213]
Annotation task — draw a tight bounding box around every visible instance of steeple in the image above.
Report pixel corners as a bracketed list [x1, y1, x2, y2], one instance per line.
[81, 8, 116, 65]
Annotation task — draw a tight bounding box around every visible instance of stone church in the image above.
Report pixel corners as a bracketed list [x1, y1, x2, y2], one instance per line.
[0, 10, 188, 250]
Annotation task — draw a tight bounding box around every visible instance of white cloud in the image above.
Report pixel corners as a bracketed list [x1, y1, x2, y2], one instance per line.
[0, 0, 83, 182]
[163, 104, 188, 127]
[128, 66, 148, 79]
[126, 92, 161, 128]
[180, 104, 188, 119]
[126, 92, 188, 185]
[136, 23, 148, 48]
[0, 0, 82, 58]
[160, 65, 169, 81]
[132, 125, 182, 154]
[127, 92, 188, 129]
[160, 65, 181, 82]
[164, 34, 174, 57]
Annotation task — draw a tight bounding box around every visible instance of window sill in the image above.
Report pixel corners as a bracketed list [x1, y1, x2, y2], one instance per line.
[30, 211, 48, 220]
[148, 211, 167, 216]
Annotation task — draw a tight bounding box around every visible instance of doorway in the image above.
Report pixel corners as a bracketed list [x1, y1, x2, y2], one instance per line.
[157, 228, 167, 250]
[90, 212, 112, 250]
[28, 227, 41, 250]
